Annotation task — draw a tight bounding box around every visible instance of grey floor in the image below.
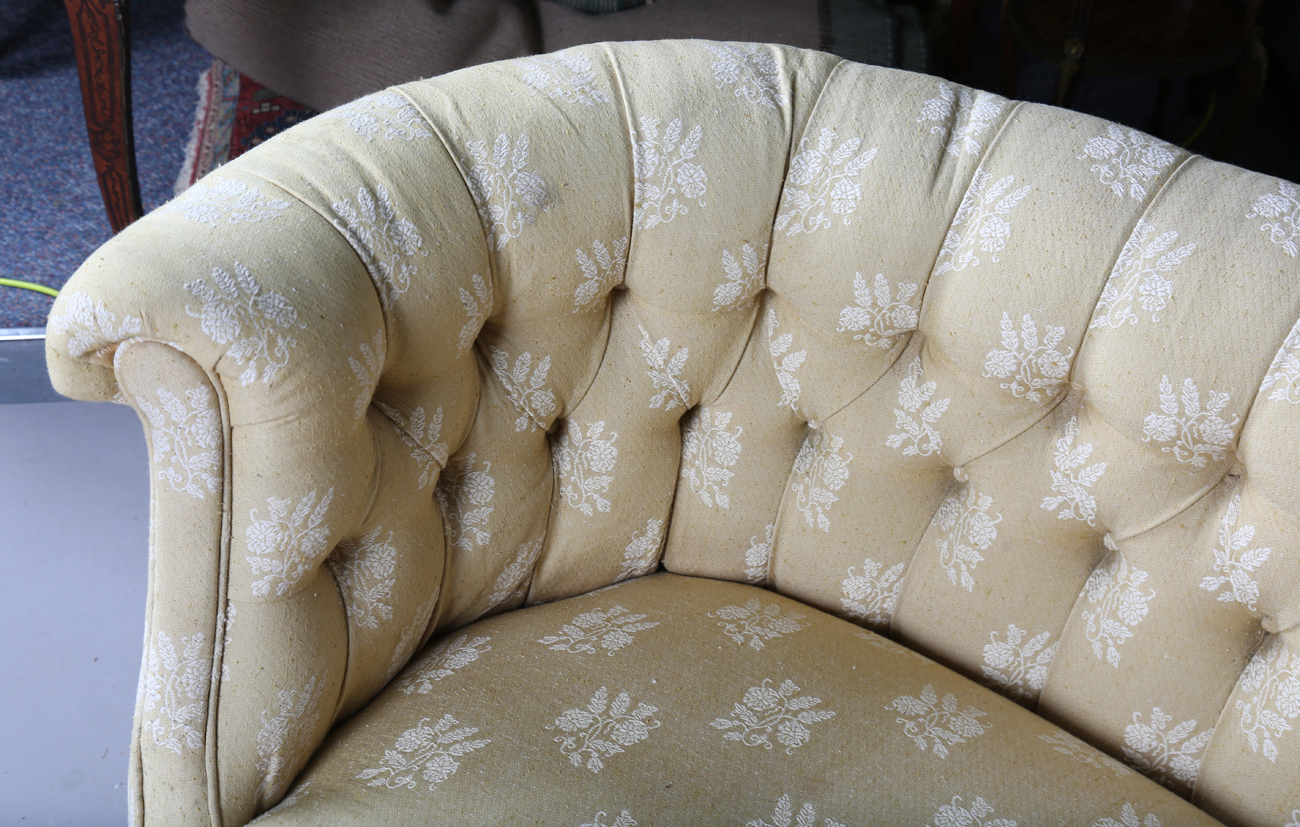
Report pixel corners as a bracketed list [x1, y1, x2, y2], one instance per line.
[0, 399, 149, 824]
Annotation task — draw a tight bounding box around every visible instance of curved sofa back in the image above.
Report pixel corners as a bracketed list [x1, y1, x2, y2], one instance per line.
[48, 41, 1300, 826]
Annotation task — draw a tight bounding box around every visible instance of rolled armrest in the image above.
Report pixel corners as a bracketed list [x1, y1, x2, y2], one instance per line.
[46, 93, 488, 824]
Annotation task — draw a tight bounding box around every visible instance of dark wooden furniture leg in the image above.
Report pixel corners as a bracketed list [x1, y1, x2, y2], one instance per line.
[1213, 28, 1267, 160]
[1001, 0, 1018, 97]
[949, 0, 983, 82]
[1053, 0, 1092, 107]
[1150, 77, 1171, 137]
[64, 0, 142, 234]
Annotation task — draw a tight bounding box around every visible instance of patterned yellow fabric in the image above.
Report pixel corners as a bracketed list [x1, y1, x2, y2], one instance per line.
[252, 574, 1220, 825]
[46, 41, 1300, 827]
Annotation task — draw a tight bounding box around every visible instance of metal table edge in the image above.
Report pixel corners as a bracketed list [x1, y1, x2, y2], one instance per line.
[0, 328, 66, 404]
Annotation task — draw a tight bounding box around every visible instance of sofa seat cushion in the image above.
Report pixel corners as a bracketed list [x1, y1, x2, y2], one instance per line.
[250, 573, 1220, 825]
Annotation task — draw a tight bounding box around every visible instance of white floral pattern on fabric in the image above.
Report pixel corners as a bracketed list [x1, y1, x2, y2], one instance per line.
[434, 452, 496, 552]
[486, 536, 545, 613]
[889, 684, 989, 758]
[49, 291, 144, 358]
[935, 170, 1030, 276]
[775, 128, 876, 235]
[1236, 635, 1300, 763]
[1090, 220, 1196, 329]
[1079, 124, 1178, 200]
[1092, 803, 1163, 827]
[790, 430, 853, 532]
[246, 488, 334, 598]
[766, 309, 806, 411]
[137, 385, 222, 499]
[385, 594, 437, 684]
[1083, 544, 1155, 667]
[706, 43, 786, 110]
[917, 82, 1007, 157]
[1262, 317, 1300, 404]
[550, 687, 661, 773]
[887, 357, 949, 457]
[1200, 493, 1271, 611]
[553, 420, 619, 516]
[932, 486, 1001, 592]
[579, 811, 637, 827]
[837, 272, 919, 349]
[619, 519, 663, 580]
[143, 630, 208, 754]
[747, 794, 845, 827]
[331, 185, 427, 309]
[1141, 375, 1239, 467]
[1038, 728, 1131, 776]
[983, 312, 1073, 402]
[574, 238, 628, 312]
[745, 524, 775, 584]
[981, 623, 1056, 701]
[184, 262, 305, 386]
[1286, 810, 1300, 827]
[841, 558, 905, 628]
[517, 50, 610, 106]
[358, 714, 491, 790]
[490, 347, 556, 432]
[464, 132, 551, 250]
[927, 795, 1017, 827]
[1122, 706, 1213, 792]
[1041, 416, 1106, 525]
[327, 526, 397, 630]
[713, 242, 767, 311]
[632, 116, 707, 230]
[538, 605, 659, 655]
[162, 176, 289, 226]
[711, 679, 835, 754]
[349, 329, 385, 419]
[1248, 180, 1300, 257]
[256, 671, 326, 803]
[322, 90, 433, 142]
[710, 598, 808, 651]
[457, 273, 492, 357]
[397, 634, 492, 695]
[638, 326, 691, 410]
[681, 408, 743, 508]
[377, 403, 447, 490]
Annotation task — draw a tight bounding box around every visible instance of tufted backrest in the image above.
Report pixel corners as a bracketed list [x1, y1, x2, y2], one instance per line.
[48, 41, 1300, 827]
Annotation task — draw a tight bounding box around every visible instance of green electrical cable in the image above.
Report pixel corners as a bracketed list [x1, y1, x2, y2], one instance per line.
[0, 277, 60, 298]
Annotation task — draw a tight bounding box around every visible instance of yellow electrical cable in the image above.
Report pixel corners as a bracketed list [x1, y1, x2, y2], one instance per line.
[0, 277, 59, 298]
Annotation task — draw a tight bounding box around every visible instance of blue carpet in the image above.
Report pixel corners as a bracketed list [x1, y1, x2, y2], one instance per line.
[0, 0, 209, 329]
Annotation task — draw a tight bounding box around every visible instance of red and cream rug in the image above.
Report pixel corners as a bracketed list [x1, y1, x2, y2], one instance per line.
[175, 60, 317, 194]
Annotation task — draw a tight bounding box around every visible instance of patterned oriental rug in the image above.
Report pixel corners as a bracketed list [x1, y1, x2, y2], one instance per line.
[175, 59, 318, 195]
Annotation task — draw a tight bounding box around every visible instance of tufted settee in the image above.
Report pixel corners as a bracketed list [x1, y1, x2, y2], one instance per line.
[46, 41, 1300, 827]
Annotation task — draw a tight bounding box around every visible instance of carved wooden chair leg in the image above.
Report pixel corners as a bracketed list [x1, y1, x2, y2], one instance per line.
[1000, 0, 1018, 97]
[1150, 77, 1172, 138]
[64, 0, 142, 234]
[949, 0, 984, 82]
[1213, 29, 1267, 161]
[1055, 37, 1085, 106]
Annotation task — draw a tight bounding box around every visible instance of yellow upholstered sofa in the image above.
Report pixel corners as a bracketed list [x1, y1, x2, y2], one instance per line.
[47, 41, 1300, 827]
